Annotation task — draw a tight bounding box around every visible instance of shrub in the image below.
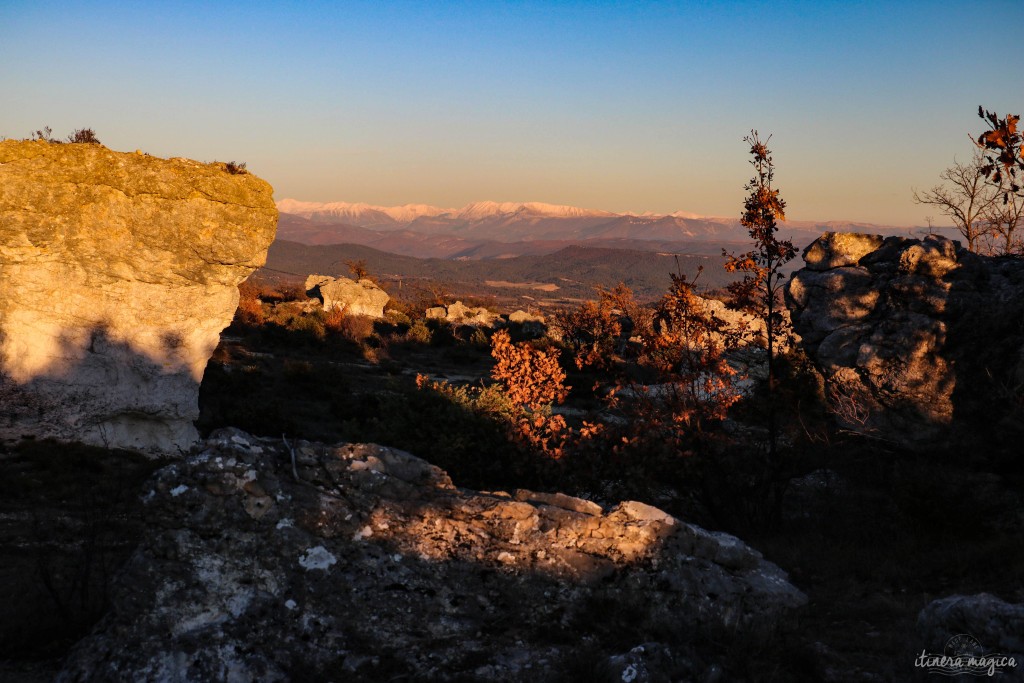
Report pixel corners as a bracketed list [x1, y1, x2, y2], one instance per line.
[224, 161, 248, 175]
[67, 128, 101, 144]
[490, 329, 568, 409]
[25, 126, 101, 144]
[28, 126, 60, 143]
[406, 319, 433, 345]
[236, 286, 267, 327]
[386, 310, 412, 328]
[637, 269, 743, 432]
[467, 327, 490, 349]
[289, 314, 326, 342]
[554, 283, 651, 371]
[339, 314, 376, 343]
[417, 330, 575, 459]
[323, 306, 346, 335]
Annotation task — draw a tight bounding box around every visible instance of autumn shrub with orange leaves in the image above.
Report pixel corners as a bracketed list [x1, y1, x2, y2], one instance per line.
[551, 271, 743, 454]
[491, 330, 568, 408]
[635, 270, 743, 432]
[417, 329, 582, 459]
[418, 275, 747, 464]
[554, 283, 648, 371]
[236, 282, 268, 327]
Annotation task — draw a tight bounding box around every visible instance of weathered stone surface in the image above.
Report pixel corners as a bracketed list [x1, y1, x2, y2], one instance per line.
[508, 309, 544, 324]
[916, 594, 1024, 679]
[506, 309, 547, 338]
[0, 141, 277, 455]
[425, 300, 501, 327]
[787, 233, 1024, 447]
[305, 274, 389, 318]
[802, 231, 884, 271]
[57, 428, 806, 682]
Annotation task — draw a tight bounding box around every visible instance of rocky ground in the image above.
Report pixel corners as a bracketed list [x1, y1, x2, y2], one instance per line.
[3, 316, 1022, 680]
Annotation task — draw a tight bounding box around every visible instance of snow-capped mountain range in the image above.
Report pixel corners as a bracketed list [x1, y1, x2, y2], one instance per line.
[275, 198, 727, 224]
[274, 198, 925, 259]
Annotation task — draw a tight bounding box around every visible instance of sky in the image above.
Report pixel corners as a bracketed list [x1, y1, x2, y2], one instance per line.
[2, 0, 1022, 226]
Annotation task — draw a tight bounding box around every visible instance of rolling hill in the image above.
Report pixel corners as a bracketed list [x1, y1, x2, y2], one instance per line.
[258, 240, 739, 304]
[276, 199, 934, 259]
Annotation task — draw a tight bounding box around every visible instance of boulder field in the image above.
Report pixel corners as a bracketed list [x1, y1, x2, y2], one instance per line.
[0, 140, 277, 455]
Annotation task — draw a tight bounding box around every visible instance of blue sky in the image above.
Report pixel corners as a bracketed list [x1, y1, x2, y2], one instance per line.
[2, 0, 1021, 224]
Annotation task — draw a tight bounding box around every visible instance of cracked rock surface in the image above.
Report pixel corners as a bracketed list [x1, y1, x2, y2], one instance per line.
[57, 428, 806, 681]
[0, 141, 277, 454]
[787, 232, 1024, 447]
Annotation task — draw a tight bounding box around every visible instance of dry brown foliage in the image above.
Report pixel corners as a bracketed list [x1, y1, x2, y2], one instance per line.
[490, 330, 568, 409]
[977, 107, 1023, 199]
[642, 271, 742, 428]
[723, 131, 795, 461]
[489, 329, 571, 458]
[415, 331, 574, 459]
[554, 283, 646, 370]
[236, 284, 267, 326]
[323, 306, 347, 334]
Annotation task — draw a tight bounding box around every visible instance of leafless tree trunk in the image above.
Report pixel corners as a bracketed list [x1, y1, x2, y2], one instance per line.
[985, 184, 1024, 255]
[913, 154, 1000, 253]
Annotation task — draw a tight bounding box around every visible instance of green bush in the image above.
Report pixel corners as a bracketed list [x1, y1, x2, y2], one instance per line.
[288, 314, 327, 342]
[406, 319, 433, 345]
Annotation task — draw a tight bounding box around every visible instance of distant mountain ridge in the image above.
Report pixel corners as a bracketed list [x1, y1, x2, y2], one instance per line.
[276, 198, 618, 225]
[275, 198, 935, 259]
[261, 239, 735, 303]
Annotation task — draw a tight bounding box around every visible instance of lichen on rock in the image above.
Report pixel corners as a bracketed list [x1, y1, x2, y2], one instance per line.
[55, 428, 807, 682]
[0, 140, 277, 455]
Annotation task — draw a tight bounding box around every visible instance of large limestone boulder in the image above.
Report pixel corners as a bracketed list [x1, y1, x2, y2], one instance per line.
[304, 274, 389, 318]
[57, 429, 806, 682]
[787, 232, 1024, 447]
[0, 140, 277, 455]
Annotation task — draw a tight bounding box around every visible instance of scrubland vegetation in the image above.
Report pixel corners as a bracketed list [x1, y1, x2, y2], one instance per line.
[3, 113, 1021, 679]
[194, 124, 1024, 678]
[199, 222, 1023, 680]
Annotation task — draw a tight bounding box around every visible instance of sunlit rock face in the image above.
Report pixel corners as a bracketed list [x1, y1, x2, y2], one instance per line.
[0, 140, 277, 455]
[304, 273, 390, 318]
[787, 232, 1024, 447]
[56, 429, 806, 682]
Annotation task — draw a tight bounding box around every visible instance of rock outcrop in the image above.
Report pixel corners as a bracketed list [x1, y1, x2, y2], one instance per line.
[0, 140, 277, 455]
[304, 274, 389, 318]
[507, 309, 547, 337]
[787, 232, 1024, 447]
[916, 594, 1023, 679]
[426, 300, 501, 327]
[57, 429, 806, 682]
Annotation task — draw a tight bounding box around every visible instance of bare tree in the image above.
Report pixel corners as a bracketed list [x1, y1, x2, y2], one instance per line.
[985, 185, 1024, 254]
[972, 107, 1024, 256]
[913, 154, 1000, 253]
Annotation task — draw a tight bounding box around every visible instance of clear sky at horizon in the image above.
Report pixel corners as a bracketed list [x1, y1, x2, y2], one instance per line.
[2, 0, 1021, 226]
